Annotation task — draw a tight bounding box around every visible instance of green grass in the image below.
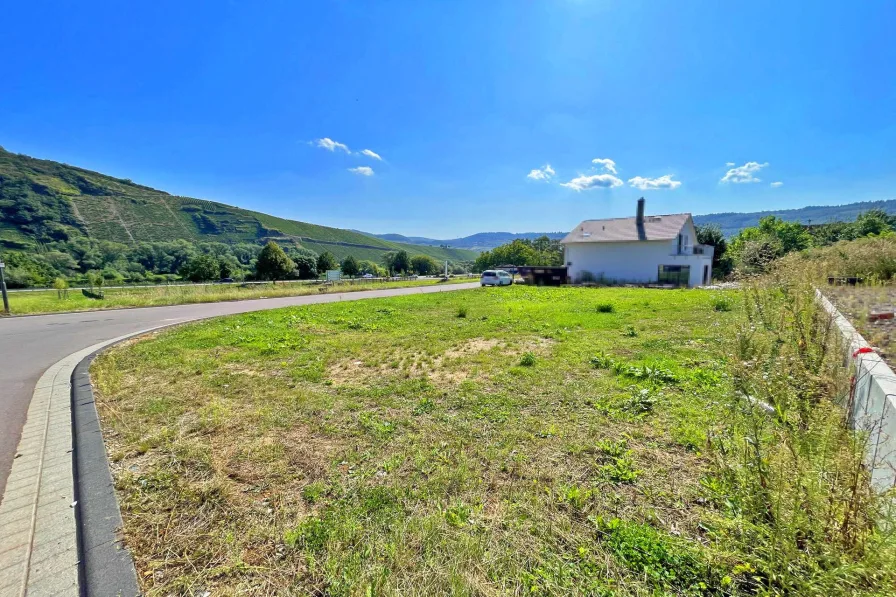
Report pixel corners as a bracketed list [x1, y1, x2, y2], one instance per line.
[93, 286, 744, 596]
[5, 278, 475, 315]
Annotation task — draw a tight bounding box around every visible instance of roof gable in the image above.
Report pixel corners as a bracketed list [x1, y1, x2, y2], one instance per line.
[561, 213, 691, 244]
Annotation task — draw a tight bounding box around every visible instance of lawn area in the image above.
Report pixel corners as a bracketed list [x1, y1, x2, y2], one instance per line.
[94, 285, 737, 596]
[92, 283, 896, 596]
[3, 277, 473, 315]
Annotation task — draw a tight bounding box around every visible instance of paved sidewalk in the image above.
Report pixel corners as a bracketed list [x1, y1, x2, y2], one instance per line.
[0, 332, 162, 596]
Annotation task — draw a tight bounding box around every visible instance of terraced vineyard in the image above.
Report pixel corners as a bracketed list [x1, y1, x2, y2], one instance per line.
[0, 147, 475, 263]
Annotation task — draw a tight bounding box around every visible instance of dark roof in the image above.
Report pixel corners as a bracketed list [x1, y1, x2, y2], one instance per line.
[561, 213, 691, 244]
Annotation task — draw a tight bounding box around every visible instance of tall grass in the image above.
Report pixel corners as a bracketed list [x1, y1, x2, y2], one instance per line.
[706, 260, 896, 594]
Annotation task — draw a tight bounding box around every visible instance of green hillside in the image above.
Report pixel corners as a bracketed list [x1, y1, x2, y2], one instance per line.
[0, 147, 475, 263]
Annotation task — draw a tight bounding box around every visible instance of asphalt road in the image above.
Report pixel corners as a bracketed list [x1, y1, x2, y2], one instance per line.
[0, 282, 479, 501]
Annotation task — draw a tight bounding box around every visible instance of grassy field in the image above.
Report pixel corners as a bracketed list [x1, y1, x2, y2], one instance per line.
[92, 284, 896, 596]
[4, 278, 474, 315]
[94, 286, 736, 595]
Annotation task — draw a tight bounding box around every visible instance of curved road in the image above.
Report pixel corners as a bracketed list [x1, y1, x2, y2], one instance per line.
[0, 282, 479, 500]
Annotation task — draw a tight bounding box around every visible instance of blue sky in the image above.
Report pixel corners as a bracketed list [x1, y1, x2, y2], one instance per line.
[2, 1, 894, 238]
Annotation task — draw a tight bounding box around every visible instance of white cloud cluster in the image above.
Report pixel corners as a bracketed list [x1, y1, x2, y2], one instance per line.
[348, 166, 374, 176]
[527, 164, 555, 181]
[628, 175, 681, 190]
[560, 173, 623, 191]
[720, 161, 768, 184]
[770, 181, 783, 188]
[316, 137, 350, 153]
[591, 158, 617, 174]
[315, 138, 383, 159]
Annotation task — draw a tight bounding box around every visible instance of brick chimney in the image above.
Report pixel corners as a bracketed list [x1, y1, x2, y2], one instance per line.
[636, 198, 645, 225]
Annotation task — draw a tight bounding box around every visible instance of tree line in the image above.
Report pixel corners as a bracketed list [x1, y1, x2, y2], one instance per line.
[0, 237, 473, 289]
[695, 208, 896, 277]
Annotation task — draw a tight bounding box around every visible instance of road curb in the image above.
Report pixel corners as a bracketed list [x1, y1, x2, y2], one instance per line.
[71, 349, 141, 597]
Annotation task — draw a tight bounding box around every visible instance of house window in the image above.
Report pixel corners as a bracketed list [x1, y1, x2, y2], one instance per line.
[658, 265, 690, 286]
[677, 233, 690, 254]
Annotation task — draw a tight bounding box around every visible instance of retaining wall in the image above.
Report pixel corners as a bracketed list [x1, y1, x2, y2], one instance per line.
[818, 290, 896, 491]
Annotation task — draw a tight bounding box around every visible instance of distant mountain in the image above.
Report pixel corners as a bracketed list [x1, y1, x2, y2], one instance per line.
[0, 147, 477, 263]
[367, 200, 896, 249]
[694, 200, 896, 238]
[365, 231, 567, 252]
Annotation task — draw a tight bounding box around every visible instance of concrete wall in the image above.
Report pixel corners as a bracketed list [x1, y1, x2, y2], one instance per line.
[564, 239, 713, 287]
[818, 291, 896, 491]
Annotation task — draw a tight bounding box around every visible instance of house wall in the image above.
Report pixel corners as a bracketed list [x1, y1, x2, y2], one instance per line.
[564, 239, 713, 286]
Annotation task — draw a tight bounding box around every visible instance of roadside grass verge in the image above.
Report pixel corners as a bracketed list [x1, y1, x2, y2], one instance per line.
[4, 277, 472, 315]
[92, 284, 896, 595]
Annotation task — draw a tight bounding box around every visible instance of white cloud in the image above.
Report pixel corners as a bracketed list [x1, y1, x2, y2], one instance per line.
[360, 149, 382, 161]
[560, 173, 623, 191]
[770, 181, 784, 188]
[348, 166, 374, 176]
[316, 137, 350, 153]
[628, 175, 682, 190]
[527, 164, 556, 181]
[726, 162, 736, 167]
[720, 161, 768, 184]
[591, 158, 617, 174]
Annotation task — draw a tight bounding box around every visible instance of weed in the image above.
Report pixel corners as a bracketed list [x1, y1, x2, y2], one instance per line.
[413, 396, 435, 415]
[592, 517, 718, 594]
[590, 352, 614, 369]
[519, 351, 537, 366]
[710, 295, 733, 312]
[456, 305, 468, 318]
[596, 303, 615, 313]
[302, 482, 327, 504]
[284, 517, 330, 553]
[620, 388, 656, 415]
[622, 325, 638, 337]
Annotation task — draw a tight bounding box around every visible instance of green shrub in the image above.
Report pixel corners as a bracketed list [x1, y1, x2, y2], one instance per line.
[596, 303, 615, 313]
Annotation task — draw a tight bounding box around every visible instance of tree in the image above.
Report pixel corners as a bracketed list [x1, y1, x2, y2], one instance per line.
[474, 240, 537, 271]
[293, 255, 318, 279]
[255, 241, 295, 280]
[695, 224, 731, 276]
[181, 254, 221, 282]
[410, 254, 439, 275]
[383, 250, 411, 274]
[316, 251, 338, 274]
[340, 255, 360, 277]
[852, 209, 895, 238]
[52, 277, 69, 299]
[358, 260, 386, 277]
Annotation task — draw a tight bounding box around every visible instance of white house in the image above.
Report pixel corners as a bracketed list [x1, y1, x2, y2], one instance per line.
[561, 199, 714, 287]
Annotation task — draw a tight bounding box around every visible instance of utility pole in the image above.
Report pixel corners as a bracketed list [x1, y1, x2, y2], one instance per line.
[0, 259, 9, 315]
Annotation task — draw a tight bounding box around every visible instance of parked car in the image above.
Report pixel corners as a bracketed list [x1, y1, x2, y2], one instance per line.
[480, 270, 513, 286]
[219, 277, 235, 283]
[362, 273, 375, 278]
